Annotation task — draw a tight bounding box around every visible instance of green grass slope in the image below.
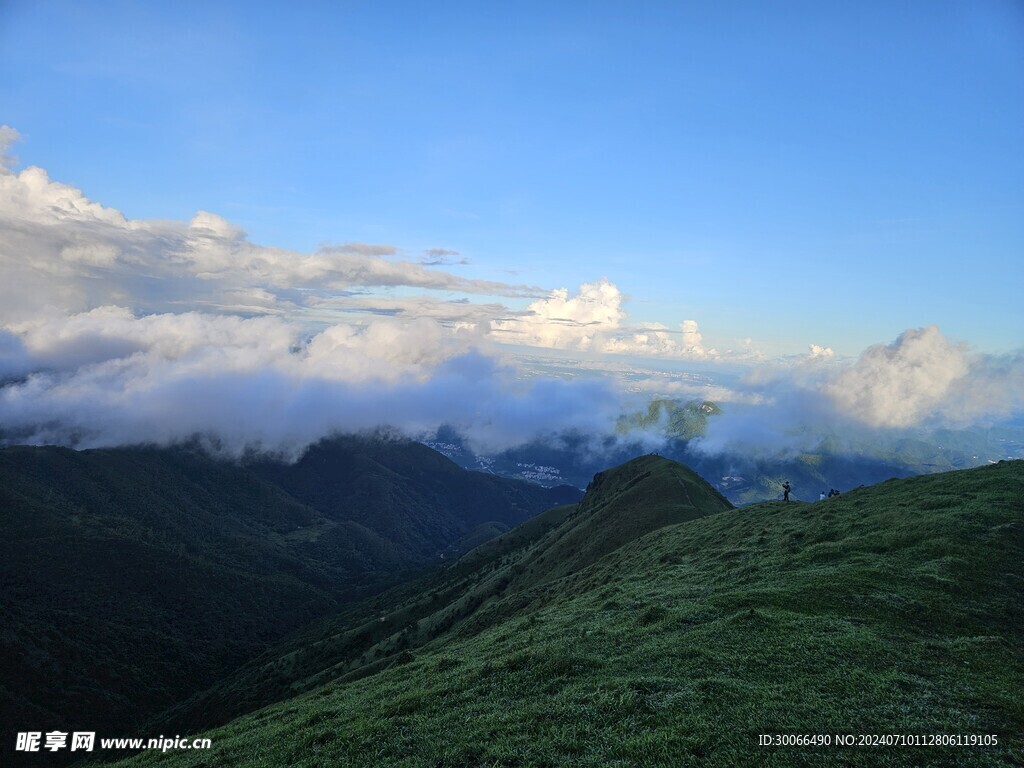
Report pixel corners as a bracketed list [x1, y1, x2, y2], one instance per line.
[105, 460, 1023, 768]
[141, 456, 724, 738]
[510, 454, 731, 588]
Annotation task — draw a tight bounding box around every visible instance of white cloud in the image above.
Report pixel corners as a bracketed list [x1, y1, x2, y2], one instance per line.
[493, 280, 723, 360]
[304, 316, 457, 383]
[808, 343, 835, 359]
[0, 136, 702, 456]
[680, 320, 707, 356]
[15, 306, 296, 374]
[0, 145, 538, 326]
[601, 319, 718, 359]
[693, 325, 1024, 458]
[0, 308, 622, 456]
[601, 322, 677, 356]
[1, 134, 736, 369]
[3, 131, 1019, 460]
[824, 324, 1022, 428]
[493, 278, 626, 351]
[825, 325, 967, 427]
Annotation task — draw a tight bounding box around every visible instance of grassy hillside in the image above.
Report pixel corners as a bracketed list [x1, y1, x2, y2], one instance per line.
[514, 454, 731, 587]
[141, 457, 724, 738]
[104, 459, 1023, 767]
[0, 438, 573, 765]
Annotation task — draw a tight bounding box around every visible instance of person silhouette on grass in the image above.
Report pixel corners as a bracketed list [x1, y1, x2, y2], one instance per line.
[782, 481, 791, 502]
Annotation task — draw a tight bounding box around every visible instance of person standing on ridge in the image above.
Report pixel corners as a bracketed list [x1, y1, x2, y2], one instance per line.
[782, 481, 791, 502]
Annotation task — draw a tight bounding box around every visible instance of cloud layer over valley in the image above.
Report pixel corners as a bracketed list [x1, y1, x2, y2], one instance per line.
[0, 307, 624, 457]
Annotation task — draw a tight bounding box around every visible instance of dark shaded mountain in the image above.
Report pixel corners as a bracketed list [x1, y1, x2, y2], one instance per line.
[1, 444, 346, 749]
[247, 435, 579, 564]
[0, 437, 573, 765]
[107, 460, 1023, 767]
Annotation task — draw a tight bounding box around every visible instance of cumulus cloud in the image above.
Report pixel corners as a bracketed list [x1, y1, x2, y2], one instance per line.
[692, 325, 1024, 458]
[824, 325, 1021, 428]
[808, 343, 835, 359]
[493, 279, 721, 359]
[680, 320, 708, 356]
[493, 278, 626, 351]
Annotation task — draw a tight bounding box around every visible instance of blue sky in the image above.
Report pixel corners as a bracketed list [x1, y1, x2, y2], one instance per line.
[1, 0, 1022, 356]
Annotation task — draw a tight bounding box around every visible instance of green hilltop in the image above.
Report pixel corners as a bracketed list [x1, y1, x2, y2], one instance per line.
[616, 398, 720, 441]
[103, 457, 1023, 768]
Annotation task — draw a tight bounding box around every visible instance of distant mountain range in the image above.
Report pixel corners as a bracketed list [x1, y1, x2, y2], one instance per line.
[426, 397, 1024, 505]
